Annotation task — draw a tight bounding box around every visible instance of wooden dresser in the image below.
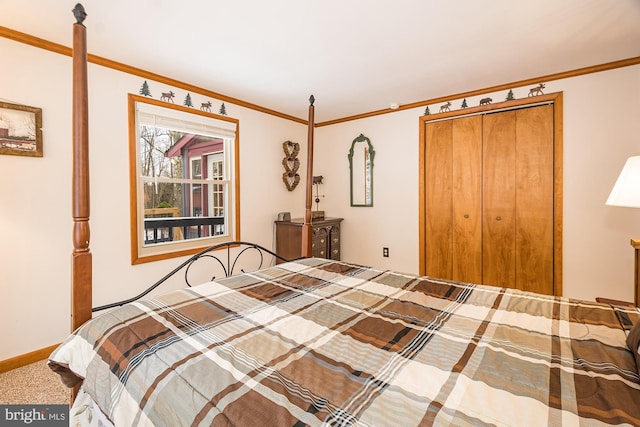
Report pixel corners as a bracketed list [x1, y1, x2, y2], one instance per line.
[275, 217, 343, 261]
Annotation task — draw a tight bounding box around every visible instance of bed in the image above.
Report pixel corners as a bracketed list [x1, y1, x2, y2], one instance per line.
[49, 5, 640, 426]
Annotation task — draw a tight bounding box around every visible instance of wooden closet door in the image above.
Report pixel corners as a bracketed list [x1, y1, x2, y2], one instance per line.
[424, 120, 453, 279]
[482, 111, 516, 287]
[452, 116, 483, 283]
[515, 105, 554, 294]
[420, 93, 561, 295]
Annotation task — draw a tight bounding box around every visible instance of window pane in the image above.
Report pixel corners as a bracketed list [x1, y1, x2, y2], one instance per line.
[191, 158, 202, 179]
[142, 181, 228, 245]
[138, 125, 229, 248]
[139, 126, 184, 180]
[130, 95, 239, 264]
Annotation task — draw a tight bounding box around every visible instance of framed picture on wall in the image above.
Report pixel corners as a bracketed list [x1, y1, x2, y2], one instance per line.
[0, 101, 43, 157]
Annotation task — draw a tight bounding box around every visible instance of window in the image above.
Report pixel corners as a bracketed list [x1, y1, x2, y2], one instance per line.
[128, 94, 239, 264]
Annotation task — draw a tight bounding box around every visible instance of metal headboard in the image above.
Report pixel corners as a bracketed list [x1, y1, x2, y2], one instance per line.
[92, 241, 292, 312]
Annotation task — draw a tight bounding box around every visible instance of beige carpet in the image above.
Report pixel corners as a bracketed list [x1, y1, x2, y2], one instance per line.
[0, 360, 70, 405]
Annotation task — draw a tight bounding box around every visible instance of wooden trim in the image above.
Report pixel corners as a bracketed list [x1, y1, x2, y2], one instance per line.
[421, 93, 560, 122]
[2, 26, 638, 127]
[553, 93, 564, 298]
[234, 126, 242, 245]
[417, 115, 427, 275]
[317, 57, 640, 126]
[128, 95, 140, 264]
[0, 344, 59, 373]
[0, 25, 306, 125]
[0, 25, 71, 56]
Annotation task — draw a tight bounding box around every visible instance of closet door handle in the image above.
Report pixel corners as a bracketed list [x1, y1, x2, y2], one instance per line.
[496, 216, 502, 221]
[464, 214, 469, 219]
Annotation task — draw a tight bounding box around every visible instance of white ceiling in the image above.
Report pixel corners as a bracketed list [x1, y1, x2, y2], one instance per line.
[2, 0, 640, 123]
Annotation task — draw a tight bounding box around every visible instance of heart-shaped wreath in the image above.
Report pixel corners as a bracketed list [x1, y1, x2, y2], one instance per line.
[282, 141, 301, 191]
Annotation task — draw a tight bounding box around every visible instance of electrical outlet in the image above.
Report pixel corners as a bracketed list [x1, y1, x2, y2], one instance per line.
[383, 247, 389, 257]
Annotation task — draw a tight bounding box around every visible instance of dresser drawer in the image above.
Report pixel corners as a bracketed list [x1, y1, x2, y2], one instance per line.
[275, 217, 343, 261]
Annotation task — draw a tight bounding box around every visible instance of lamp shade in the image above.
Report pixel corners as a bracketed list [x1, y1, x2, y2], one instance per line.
[606, 156, 640, 208]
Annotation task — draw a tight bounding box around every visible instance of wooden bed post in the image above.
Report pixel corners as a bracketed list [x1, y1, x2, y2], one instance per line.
[71, 3, 92, 332]
[301, 95, 315, 258]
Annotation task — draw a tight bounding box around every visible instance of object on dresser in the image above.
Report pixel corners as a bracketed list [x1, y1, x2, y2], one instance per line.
[277, 211, 291, 221]
[313, 175, 324, 218]
[275, 217, 343, 262]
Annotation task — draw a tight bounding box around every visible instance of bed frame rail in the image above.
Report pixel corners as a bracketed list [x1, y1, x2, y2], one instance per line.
[92, 241, 292, 312]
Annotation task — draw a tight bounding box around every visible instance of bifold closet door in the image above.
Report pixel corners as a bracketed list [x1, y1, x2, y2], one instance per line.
[424, 116, 482, 283]
[422, 98, 557, 295]
[452, 116, 483, 283]
[482, 105, 553, 293]
[514, 105, 554, 294]
[482, 111, 517, 287]
[424, 120, 453, 279]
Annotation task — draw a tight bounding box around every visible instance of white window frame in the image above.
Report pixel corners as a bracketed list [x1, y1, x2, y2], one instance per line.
[190, 157, 203, 216]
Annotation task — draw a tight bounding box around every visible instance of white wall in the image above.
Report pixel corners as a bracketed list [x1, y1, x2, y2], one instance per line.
[1, 33, 639, 361]
[316, 65, 640, 303]
[0, 41, 73, 360]
[562, 66, 640, 302]
[0, 37, 306, 360]
[315, 111, 420, 273]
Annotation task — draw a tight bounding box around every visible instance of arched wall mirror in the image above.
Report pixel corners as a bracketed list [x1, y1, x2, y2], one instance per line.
[348, 133, 375, 207]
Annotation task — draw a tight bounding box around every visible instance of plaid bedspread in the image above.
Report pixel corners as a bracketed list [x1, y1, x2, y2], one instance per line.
[49, 258, 640, 426]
